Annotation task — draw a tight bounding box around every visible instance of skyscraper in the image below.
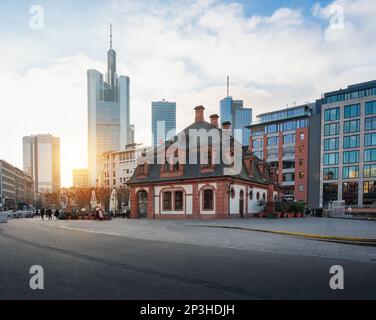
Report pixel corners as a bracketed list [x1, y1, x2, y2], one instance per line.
[72, 169, 89, 189]
[152, 100, 176, 146]
[23, 134, 61, 194]
[88, 25, 132, 187]
[219, 77, 253, 146]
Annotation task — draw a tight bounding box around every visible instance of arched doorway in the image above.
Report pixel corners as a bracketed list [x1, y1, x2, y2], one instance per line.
[239, 190, 245, 218]
[137, 190, 148, 218]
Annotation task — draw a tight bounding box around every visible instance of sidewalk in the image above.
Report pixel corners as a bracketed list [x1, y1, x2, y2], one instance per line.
[187, 218, 376, 243]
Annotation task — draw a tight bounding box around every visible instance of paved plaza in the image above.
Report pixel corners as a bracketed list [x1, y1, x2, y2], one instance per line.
[29, 217, 376, 264]
[1, 218, 376, 299]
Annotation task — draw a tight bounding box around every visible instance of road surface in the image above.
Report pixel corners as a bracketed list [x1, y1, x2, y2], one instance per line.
[0, 220, 375, 300]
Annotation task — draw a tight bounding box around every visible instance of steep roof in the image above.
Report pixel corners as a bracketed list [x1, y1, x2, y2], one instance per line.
[129, 120, 274, 186]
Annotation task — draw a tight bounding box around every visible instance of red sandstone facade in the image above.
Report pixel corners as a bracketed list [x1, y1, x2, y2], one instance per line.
[249, 105, 312, 203]
[129, 106, 281, 219]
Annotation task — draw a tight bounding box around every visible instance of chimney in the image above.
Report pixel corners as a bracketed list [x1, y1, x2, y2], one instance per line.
[210, 114, 219, 128]
[194, 106, 205, 122]
[222, 121, 232, 130]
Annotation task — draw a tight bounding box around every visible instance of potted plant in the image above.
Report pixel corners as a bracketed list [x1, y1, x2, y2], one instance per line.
[275, 202, 286, 219]
[274, 212, 282, 219]
[288, 202, 297, 218]
[257, 199, 266, 218]
[295, 202, 305, 218]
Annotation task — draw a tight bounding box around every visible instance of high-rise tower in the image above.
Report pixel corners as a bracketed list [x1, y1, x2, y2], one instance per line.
[219, 77, 253, 146]
[23, 134, 61, 194]
[88, 25, 131, 187]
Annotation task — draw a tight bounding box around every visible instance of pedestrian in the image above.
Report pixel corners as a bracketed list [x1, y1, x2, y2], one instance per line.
[41, 208, 45, 221]
[54, 209, 60, 220]
[47, 209, 52, 220]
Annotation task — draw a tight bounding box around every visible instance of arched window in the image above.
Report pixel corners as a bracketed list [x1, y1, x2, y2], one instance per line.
[256, 192, 260, 200]
[230, 187, 235, 199]
[263, 193, 266, 201]
[203, 189, 214, 210]
[249, 190, 253, 200]
[240, 190, 244, 200]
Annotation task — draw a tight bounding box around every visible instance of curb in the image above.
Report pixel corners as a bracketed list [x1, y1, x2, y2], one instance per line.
[190, 225, 376, 246]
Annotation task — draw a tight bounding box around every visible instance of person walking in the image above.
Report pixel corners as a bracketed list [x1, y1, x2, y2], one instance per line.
[41, 208, 45, 221]
[54, 209, 60, 220]
[47, 209, 52, 220]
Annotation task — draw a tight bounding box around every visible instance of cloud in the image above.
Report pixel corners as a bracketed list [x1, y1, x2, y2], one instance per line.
[0, 0, 375, 187]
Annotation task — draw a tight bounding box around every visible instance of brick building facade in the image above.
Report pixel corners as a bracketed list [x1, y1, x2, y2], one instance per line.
[128, 106, 281, 219]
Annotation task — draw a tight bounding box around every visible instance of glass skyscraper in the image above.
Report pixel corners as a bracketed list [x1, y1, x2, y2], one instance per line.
[220, 97, 252, 146]
[23, 134, 61, 194]
[88, 26, 133, 187]
[152, 100, 176, 146]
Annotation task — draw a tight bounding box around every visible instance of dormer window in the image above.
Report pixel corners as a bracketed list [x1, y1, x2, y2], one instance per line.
[203, 149, 212, 168]
[164, 159, 170, 172]
[174, 161, 180, 171]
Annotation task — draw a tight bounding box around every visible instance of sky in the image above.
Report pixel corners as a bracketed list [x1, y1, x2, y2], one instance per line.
[0, 0, 375, 187]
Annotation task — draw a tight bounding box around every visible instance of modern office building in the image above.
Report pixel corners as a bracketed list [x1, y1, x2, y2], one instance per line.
[219, 78, 252, 146]
[0, 160, 34, 209]
[88, 25, 132, 187]
[319, 80, 376, 208]
[102, 144, 152, 189]
[249, 104, 316, 202]
[128, 125, 135, 145]
[151, 100, 176, 146]
[23, 134, 60, 194]
[72, 169, 89, 189]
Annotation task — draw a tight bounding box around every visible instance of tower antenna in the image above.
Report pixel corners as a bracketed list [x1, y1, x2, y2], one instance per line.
[227, 75, 230, 97]
[110, 23, 113, 49]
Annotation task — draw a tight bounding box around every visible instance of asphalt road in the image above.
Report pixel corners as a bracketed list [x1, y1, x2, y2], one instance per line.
[0, 221, 375, 300]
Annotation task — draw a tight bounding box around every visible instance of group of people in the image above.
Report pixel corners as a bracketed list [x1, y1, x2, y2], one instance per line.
[35, 208, 60, 221]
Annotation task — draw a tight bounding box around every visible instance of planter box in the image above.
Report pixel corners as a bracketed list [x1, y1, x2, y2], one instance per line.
[288, 213, 295, 218]
[274, 212, 282, 219]
[258, 213, 266, 218]
[295, 213, 303, 218]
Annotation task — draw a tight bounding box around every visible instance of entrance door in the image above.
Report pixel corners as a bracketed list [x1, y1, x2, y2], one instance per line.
[239, 190, 244, 218]
[137, 191, 148, 218]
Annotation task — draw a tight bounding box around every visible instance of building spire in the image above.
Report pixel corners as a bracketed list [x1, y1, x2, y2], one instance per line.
[107, 23, 116, 88]
[227, 75, 230, 97]
[110, 23, 113, 49]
